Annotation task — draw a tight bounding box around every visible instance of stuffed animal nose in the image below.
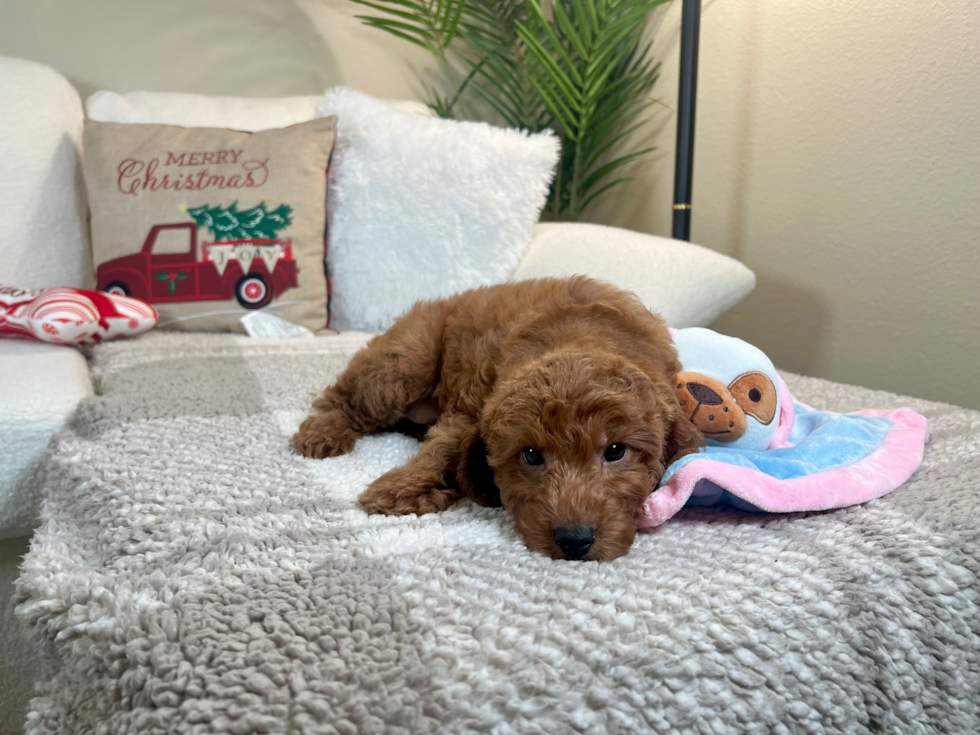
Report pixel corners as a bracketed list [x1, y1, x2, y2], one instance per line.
[555, 525, 596, 560]
[687, 381, 724, 405]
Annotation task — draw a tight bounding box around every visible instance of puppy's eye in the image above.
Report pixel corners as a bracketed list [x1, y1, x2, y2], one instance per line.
[603, 443, 628, 463]
[521, 447, 545, 466]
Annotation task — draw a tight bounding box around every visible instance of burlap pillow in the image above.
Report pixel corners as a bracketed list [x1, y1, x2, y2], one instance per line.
[83, 117, 336, 333]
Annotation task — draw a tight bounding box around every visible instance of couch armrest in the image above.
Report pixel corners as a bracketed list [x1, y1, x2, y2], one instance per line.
[0, 56, 90, 289]
[0, 340, 92, 539]
[509, 222, 756, 328]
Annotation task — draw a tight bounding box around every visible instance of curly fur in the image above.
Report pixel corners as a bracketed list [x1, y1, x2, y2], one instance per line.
[294, 277, 702, 560]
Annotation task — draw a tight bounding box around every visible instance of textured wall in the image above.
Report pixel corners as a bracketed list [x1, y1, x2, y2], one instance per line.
[591, 0, 980, 409]
[0, 0, 445, 101]
[1, 0, 977, 408]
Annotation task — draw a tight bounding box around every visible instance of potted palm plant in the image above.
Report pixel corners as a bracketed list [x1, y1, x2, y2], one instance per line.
[349, 0, 670, 220]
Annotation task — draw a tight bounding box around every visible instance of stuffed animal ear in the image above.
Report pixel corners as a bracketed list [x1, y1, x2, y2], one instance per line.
[729, 371, 778, 425]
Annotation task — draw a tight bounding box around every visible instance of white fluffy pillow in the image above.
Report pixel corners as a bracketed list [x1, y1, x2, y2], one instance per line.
[316, 88, 559, 332]
[511, 223, 757, 328]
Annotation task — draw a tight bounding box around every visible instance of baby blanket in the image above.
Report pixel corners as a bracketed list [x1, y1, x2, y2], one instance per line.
[641, 328, 929, 528]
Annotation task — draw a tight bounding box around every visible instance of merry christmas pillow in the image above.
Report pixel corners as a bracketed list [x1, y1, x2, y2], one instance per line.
[82, 117, 336, 333]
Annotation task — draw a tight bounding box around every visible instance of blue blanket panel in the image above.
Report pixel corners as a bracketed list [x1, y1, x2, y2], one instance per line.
[662, 405, 895, 491]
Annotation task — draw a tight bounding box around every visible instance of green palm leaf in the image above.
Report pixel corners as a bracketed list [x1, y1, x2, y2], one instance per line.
[349, 0, 466, 54]
[457, 0, 548, 130]
[346, 0, 669, 219]
[515, 0, 669, 216]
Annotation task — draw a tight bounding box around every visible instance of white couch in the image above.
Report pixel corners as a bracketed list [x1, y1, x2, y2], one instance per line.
[0, 58, 93, 539]
[0, 56, 756, 540]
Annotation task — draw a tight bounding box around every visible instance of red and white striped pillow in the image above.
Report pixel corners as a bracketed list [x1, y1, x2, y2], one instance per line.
[0, 285, 157, 346]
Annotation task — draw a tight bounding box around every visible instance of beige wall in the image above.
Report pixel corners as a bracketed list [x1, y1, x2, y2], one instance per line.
[0, 0, 436, 100]
[2, 0, 978, 408]
[592, 0, 980, 410]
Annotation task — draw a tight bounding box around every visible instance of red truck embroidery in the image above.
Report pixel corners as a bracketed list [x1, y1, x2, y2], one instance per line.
[96, 222, 299, 309]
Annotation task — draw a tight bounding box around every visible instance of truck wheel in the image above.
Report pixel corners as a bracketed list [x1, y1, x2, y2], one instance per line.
[235, 274, 272, 309]
[104, 281, 131, 297]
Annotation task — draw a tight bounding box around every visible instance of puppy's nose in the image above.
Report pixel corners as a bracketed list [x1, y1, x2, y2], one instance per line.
[687, 381, 724, 405]
[555, 525, 596, 560]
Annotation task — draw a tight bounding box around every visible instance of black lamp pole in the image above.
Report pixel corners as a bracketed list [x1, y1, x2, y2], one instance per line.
[671, 0, 701, 241]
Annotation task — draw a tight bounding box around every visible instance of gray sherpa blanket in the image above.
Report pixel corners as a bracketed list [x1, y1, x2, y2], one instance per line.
[15, 332, 980, 734]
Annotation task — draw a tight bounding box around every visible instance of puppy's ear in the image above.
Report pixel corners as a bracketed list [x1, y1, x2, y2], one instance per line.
[664, 407, 704, 467]
[455, 425, 502, 507]
[641, 378, 703, 482]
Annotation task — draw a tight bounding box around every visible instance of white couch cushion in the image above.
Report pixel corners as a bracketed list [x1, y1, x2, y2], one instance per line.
[86, 90, 433, 131]
[0, 57, 90, 289]
[511, 223, 756, 328]
[0, 340, 92, 539]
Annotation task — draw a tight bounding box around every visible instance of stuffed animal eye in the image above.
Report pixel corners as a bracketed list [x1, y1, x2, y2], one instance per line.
[603, 443, 628, 463]
[521, 447, 544, 466]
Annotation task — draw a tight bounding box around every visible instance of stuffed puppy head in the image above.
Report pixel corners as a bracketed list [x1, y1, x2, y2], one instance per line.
[671, 328, 781, 451]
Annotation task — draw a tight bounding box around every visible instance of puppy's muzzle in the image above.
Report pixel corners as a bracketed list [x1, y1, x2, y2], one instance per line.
[555, 524, 596, 560]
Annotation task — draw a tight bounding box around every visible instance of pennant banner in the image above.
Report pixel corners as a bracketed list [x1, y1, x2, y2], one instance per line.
[205, 243, 284, 276]
[209, 246, 234, 277]
[233, 245, 255, 274]
[258, 244, 283, 274]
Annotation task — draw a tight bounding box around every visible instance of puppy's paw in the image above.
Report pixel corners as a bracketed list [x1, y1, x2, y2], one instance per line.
[359, 467, 461, 516]
[292, 411, 360, 458]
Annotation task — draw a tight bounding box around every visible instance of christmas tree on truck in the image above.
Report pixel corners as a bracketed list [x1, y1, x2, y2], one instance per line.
[187, 202, 293, 241]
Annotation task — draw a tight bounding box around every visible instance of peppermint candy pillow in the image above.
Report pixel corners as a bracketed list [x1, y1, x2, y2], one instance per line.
[0, 285, 157, 345]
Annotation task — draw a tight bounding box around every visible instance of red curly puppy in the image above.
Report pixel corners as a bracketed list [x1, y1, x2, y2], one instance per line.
[293, 277, 702, 561]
